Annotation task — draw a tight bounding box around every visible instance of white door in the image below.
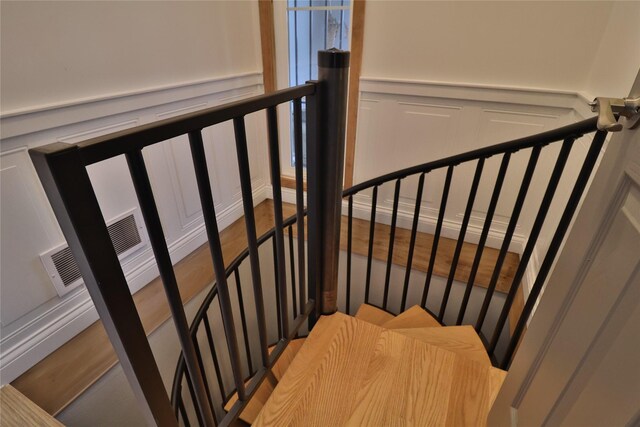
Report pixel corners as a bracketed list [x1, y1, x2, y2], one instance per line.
[489, 74, 640, 426]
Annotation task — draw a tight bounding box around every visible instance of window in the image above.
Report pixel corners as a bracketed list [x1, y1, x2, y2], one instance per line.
[275, 1, 352, 173]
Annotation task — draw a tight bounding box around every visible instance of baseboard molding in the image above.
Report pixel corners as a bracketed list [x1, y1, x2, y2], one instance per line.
[0, 182, 268, 384]
[272, 185, 526, 255]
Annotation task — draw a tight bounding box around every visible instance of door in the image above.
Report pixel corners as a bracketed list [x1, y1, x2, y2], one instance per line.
[489, 73, 640, 426]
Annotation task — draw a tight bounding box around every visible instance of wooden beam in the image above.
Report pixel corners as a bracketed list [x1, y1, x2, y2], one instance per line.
[258, 0, 277, 93]
[343, 0, 366, 189]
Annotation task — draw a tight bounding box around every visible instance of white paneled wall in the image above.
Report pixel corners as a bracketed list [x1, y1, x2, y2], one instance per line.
[0, 0, 266, 385]
[350, 79, 595, 301]
[0, 77, 270, 384]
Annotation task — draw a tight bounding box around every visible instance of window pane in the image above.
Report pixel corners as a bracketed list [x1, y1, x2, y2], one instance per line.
[287, 1, 351, 166]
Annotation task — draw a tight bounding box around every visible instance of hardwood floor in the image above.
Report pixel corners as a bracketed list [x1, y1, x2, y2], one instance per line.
[12, 200, 281, 415]
[12, 199, 524, 416]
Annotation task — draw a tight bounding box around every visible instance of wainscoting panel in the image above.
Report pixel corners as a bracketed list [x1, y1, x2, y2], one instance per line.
[353, 81, 583, 255]
[0, 74, 268, 384]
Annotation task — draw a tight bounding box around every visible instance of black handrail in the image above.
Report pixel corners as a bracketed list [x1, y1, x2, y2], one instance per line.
[30, 73, 325, 426]
[343, 116, 598, 196]
[340, 115, 606, 370]
[170, 213, 304, 422]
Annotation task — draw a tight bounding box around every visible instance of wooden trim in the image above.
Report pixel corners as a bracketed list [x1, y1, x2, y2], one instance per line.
[11, 201, 280, 416]
[258, 0, 277, 93]
[343, 0, 366, 189]
[280, 175, 307, 191]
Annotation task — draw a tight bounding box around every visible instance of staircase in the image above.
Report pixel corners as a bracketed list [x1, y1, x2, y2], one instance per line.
[31, 48, 607, 426]
[226, 304, 506, 426]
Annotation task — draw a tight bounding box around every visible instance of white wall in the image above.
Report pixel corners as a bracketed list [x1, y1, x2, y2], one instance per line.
[353, 0, 640, 301]
[361, 1, 613, 92]
[584, 1, 640, 98]
[0, 1, 268, 384]
[0, 1, 262, 113]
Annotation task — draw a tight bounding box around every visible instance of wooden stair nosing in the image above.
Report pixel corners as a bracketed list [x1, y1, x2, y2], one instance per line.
[354, 303, 395, 326]
[381, 304, 441, 329]
[223, 338, 305, 423]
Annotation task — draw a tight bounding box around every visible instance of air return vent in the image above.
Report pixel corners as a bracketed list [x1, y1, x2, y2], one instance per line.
[40, 209, 147, 297]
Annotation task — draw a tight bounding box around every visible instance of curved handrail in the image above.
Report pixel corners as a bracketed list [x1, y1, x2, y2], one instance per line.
[343, 116, 598, 196]
[170, 211, 304, 414]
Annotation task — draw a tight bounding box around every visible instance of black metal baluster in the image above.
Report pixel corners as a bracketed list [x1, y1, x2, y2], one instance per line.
[500, 131, 606, 369]
[188, 132, 247, 403]
[364, 185, 378, 303]
[476, 146, 542, 332]
[422, 165, 454, 307]
[457, 153, 511, 325]
[31, 145, 177, 426]
[183, 371, 203, 427]
[178, 398, 191, 427]
[232, 117, 270, 368]
[288, 226, 298, 319]
[383, 179, 402, 310]
[346, 195, 353, 314]
[233, 269, 253, 375]
[439, 158, 485, 321]
[293, 97, 306, 315]
[272, 237, 283, 339]
[192, 335, 215, 420]
[202, 313, 226, 400]
[266, 106, 290, 338]
[126, 149, 216, 425]
[488, 137, 576, 354]
[401, 173, 425, 312]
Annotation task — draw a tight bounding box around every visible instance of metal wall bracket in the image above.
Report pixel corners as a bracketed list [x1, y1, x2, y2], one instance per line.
[589, 96, 640, 131]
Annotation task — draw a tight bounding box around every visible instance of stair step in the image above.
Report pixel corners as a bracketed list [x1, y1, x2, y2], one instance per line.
[489, 367, 507, 408]
[393, 325, 491, 366]
[224, 338, 305, 424]
[354, 303, 395, 326]
[381, 305, 441, 329]
[254, 312, 494, 426]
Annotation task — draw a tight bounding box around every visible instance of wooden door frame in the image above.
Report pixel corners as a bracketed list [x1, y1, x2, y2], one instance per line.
[259, 0, 365, 190]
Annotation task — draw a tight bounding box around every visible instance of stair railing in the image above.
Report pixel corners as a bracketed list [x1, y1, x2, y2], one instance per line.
[341, 116, 608, 369]
[29, 49, 350, 427]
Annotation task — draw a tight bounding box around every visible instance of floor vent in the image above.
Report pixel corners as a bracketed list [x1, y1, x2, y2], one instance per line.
[41, 209, 147, 297]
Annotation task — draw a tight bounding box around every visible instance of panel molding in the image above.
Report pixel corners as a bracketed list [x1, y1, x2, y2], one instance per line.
[0, 72, 263, 140]
[0, 182, 268, 384]
[0, 73, 268, 384]
[360, 77, 592, 113]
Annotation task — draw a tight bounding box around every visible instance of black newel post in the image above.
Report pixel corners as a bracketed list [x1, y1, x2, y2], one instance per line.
[307, 49, 350, 320]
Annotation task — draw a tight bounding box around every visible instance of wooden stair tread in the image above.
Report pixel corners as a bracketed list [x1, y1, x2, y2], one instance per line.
[0, 385, 63, 427]
[354, 303, 395, 326]
[381, 305, 441, 329]
[393, 325, 491, 366]
[224, 338, 305, 424]
[489, 367, 507, 408]
[254, 312, 493, 426]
